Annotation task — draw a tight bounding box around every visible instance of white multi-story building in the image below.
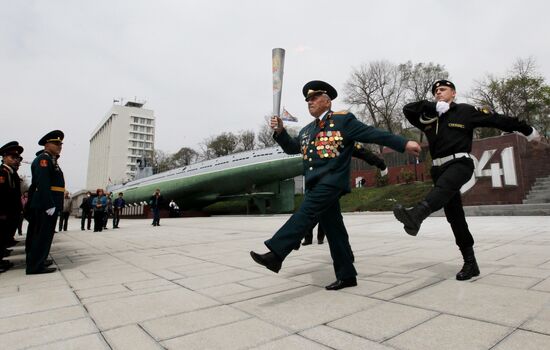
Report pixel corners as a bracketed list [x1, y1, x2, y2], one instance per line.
[86, 100, 155, 190]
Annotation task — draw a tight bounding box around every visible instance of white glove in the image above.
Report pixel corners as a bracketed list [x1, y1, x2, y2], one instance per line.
[525, 128, 540, 142]
[46, 207, 56, 216]
[380, 168, 388, 177]
[436, 101, 450, 116]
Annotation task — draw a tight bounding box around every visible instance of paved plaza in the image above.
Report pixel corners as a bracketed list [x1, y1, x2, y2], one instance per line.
[1, 213, 550, 349]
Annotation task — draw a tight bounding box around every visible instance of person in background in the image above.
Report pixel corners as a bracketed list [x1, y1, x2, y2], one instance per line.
[92, 189, 107, 232]
[18, 190, 29, 236]
[168, 199, 180, 218]
[0, 141, 24, 273]
[26, 130, 65, 275]
[149, 188, 164, 226]
[58, 191, 71, 232]
[80, 191, 93, 231]
[103, 192, 112, 230]
[112, 192, 125, 228]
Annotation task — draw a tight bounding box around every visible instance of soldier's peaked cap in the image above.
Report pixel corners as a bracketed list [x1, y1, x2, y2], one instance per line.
[38, 130, 64, 146]
[303, 80, 338, 101]
[0, 141, 24, 156]
[431, 79, 455, 95]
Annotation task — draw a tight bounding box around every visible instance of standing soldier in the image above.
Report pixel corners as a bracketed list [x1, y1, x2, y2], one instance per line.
[393, 79, 541, 281]
[250, 80, 421, 290]
[0, 141, 24, 273]
[26, 130, 65, 274]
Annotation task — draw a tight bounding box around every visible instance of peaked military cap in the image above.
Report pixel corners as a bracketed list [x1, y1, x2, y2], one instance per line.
[431, 79, 456, 95]
[38, 130, 64, 146]
[302, 80, 338, 101]
[0, 141, 24, 157]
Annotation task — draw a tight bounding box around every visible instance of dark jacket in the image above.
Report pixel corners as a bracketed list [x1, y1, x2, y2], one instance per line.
[29, 151, 65, 211]
[149, 194, 164, 209]
[274, 110, 407, 192]
[403, 101, 533, 159]
[0, 164, 22, 219]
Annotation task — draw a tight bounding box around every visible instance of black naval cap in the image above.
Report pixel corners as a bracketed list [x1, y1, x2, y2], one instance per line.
[0, 141, 24, 157]
[431, 79, 456, 95]
[302, 80, 338, 101]
[38, 130, 64, 146]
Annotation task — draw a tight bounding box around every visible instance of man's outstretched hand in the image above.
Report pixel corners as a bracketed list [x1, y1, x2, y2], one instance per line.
[405, 141, 421, 157]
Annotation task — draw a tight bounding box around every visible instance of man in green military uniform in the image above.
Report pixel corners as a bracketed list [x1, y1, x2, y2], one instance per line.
[26, 130, 65, 274]
[301, 144, 388, 246]
[251, 80, 421, 290]
[0, 141, 24, 273]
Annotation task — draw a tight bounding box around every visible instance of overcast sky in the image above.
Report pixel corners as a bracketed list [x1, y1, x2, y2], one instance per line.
[2, 0, 550, 192]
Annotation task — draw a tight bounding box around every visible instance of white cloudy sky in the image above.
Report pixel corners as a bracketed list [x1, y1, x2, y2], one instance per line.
[2, 0, 549, 192]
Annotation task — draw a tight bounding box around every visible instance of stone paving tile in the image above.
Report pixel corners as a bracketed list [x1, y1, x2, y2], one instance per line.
[0, 287, 79, 318]
[530, 276, 550, 292]
[80, 284, 180, 305]
[369, 276, 442, 300]
[198, 282, 254, 298]
[328, 302, 438, 342]
[385, 314, 511, 350]
[232, 286, 380, 331]
[0, 305, 87, 335]
[395, 279, 550, 327]
[495, 266, 550, 279]
[102, 324, 163, 350]
[300, 325, 394, 350]
[161, 318, 289, 350]
[0, 317, 99, 350]
[252, 334, 331, 349]
[141, 305, 250, 341]
[26, 334, 109, 350]
[493, 329, 550, 350]
[521, 305, 550, 335]
[217, 281, 306, 304]
[85, 288, 220, 330]
[123, 278, 175, 290]
[75, 284, 129, 299]
[475, 273, 542, 289]
[173, 269, 264, 290]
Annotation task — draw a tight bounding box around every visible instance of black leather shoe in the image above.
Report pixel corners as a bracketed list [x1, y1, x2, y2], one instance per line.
[0, 260, 14, 269]
[26, 267, 57, 275]
[301, 240, 312, 246]
[325, 277, 357, 290]
[318, 240, 324, 245]
[44, 260, 53, 267]
[250, 251, 282, 273]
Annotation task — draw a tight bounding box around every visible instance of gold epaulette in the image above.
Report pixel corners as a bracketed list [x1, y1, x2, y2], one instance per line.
[332, 110, 349, 115]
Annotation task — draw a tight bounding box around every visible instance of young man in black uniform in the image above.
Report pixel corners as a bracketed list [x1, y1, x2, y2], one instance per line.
[26, 130, 65, 274]
[250, 80, 421, 290]
[393, 80, 540, 280]
[0, 141, 24, 272]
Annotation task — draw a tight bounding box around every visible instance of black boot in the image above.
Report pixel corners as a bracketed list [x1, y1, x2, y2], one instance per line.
[393, 201, 431, 236]
[250, 251, 282, 273]
[456, 246, 480, 281]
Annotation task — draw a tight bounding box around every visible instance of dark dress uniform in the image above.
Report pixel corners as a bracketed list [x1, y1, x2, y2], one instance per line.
[266, 109, 408, 282]
[395, 80, 537, 280]
[0, 141, 24, 271]
[26, 131, 65, 274]
[303, 144, 387, 245]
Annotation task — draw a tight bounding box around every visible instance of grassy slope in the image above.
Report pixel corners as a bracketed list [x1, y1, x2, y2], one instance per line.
[205, 181, 433, 214]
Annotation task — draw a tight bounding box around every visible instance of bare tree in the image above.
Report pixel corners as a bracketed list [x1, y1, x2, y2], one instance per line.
[401, 61, 449, 102]
[344, 60, 407, 135]
[237, 130, 256, 151]
[257, 123, 277, 148]
[171, 147, 198, 167]
[468, 57, 550, 138]
[202, 132, 239, 158]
